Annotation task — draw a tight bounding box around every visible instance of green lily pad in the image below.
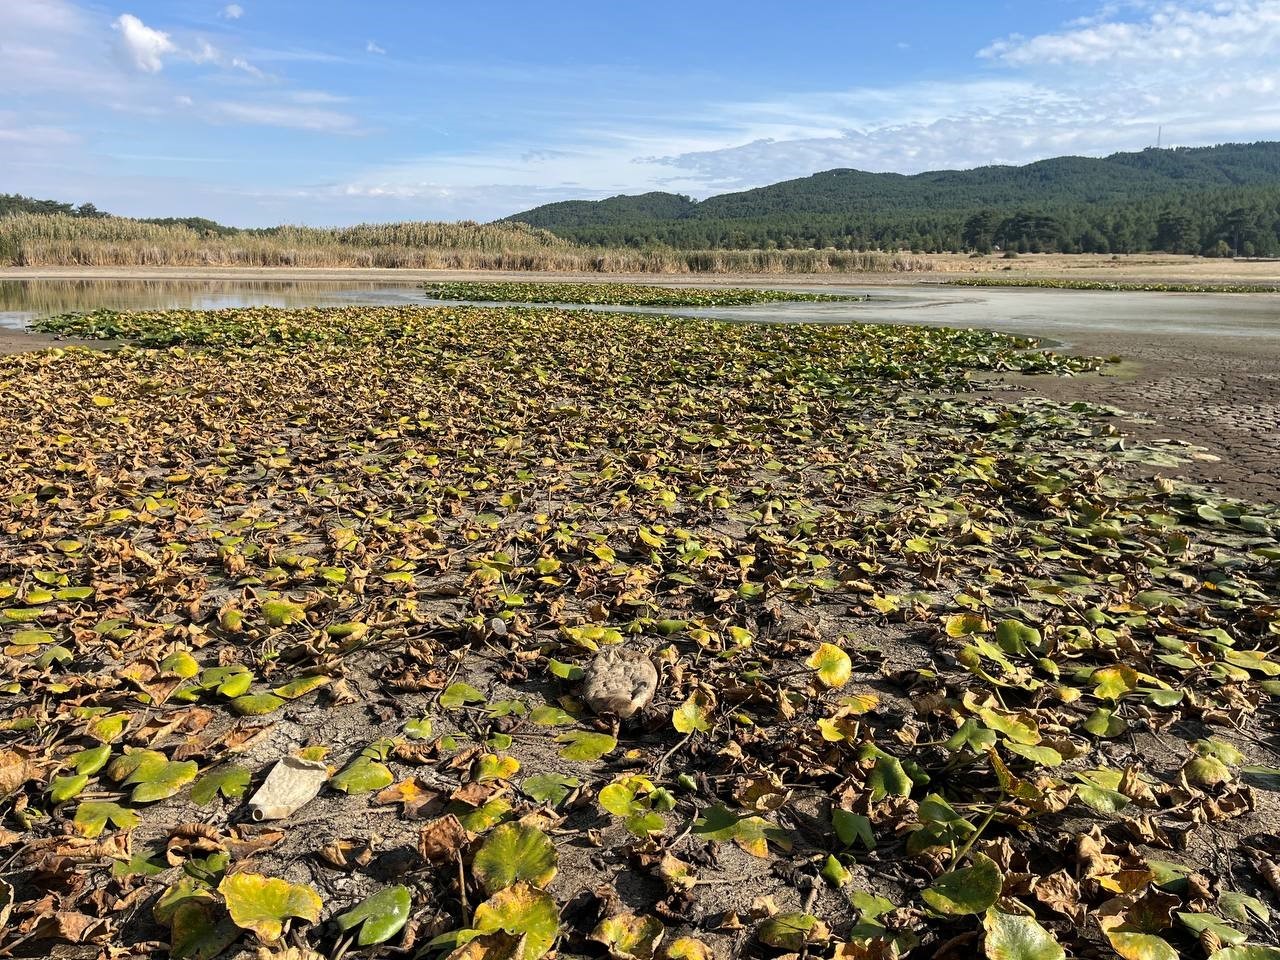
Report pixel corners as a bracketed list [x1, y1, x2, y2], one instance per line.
[271, 675, 330, 699]
[757, 912, 828, 950]
[190, 765, 251, 806]
[130, 760, 198, 803]
[330, 755, 393, 794]
[335, 884, 412, 946]
[555, 730, 617, 761]
[923, 853, 1002, 915]
[806, 642, 852, 688]
[593, 912, 665, 960]
[440, 682, 485, 709]
[170, 900, 241, 960]
[73, 800, 141, 838]
[983, 907, 1065, 960]
[49, 773, 89, 803]
[217, 872, 322, 942]
[230, 693, 286, 716]
[473, 822, 558, 894]
[521, 774, 580, 806]
[462, 882, 560, 960]
[671, 693, 713, 734]
[261, 599, 307, 627]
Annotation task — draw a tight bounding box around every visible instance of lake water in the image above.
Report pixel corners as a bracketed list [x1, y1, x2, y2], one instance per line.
[1, 277, 1278, 350]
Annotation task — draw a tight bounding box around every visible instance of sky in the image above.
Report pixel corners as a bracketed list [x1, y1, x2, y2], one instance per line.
[4, 0, 1280, 226]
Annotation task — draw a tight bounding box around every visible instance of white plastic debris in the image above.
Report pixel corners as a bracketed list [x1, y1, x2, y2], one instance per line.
[582, 647, 659, 719]
[246, 755, 330, 821]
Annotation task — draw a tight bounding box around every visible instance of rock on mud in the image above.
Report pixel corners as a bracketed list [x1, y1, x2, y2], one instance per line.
[246, 755, 330, 821]
[582, 648, 659, 719]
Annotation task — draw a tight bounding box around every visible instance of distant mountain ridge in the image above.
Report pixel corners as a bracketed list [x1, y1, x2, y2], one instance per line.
[501, 142, 1280, 256]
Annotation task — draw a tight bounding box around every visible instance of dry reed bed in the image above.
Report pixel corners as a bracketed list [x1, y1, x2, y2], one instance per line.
[0, 214, 931, 273]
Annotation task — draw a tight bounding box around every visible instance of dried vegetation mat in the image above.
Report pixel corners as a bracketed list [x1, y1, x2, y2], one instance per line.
[2, 304, 1280, 960]
[418, 282, 864, 307]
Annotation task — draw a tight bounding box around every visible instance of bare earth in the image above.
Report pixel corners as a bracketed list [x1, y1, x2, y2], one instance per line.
[983, 330, 1280, 503]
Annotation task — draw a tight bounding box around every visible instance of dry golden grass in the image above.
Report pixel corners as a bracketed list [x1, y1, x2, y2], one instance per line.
[916, 251, 1280, 282]
[0, 214, 930, 274]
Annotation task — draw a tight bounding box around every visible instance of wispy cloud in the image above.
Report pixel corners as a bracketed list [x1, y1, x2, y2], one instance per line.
[366, 40, 386, 55]
[221, 4, 244, 19]
[0, 114, 80, 148]
[213, 100, 362, 133]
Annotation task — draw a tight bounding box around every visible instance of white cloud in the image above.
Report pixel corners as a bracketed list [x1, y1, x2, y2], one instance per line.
[221, 4, 244, 19]
[111, 13, 267, 79]
[981, 0, 1280, 65]
[192, 39, 219, 63]
[113, 13, 176, 73]
[0, 114, 79, 147]
[175, 37, 264, 75]
[8, 0, 1280, 225]
[213, 100, 361, 133]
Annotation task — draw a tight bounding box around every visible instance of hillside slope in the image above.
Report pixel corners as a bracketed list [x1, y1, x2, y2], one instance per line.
[502, 142, 1280, 255]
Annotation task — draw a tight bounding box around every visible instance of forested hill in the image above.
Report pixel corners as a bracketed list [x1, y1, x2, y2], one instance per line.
[502, 142, 1280, 256]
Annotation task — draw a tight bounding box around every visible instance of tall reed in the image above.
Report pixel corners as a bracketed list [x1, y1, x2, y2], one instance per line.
[0, 214, 931, 273]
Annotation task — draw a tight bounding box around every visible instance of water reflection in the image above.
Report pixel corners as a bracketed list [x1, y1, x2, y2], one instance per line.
[1, 277, 1275, 342]
[0, 278, 431, 327]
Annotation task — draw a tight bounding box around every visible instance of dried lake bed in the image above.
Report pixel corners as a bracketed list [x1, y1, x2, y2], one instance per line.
[3, 276, 1277, 500]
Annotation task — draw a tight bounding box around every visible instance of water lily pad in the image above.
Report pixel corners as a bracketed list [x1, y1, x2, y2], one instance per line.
[555, 730, 617, 761]
[230, 693, 285, 716]
[191, 765, 251, 806]
[662, 937, 713, 960]
[757, 913, 828, 950]
[923, 853, 1002, 915]
[806, 642, 852, 688]
[1103, 931, 1179, 960]
[440, 682, 486, 709]
[217, 872, 322, 942]
[130, 760, 198, 803]
[593, 913, 665, 960]
[521, 773, 580, 806]
[463, 882, 560, 960]
[473, 822, 558, 894]
[475, 753, 520, 782]
[73, 800, 141, 838]
[49, 773, 89, 803]
[170, 900, 240, 960]
[335, 884, 412, 946]
[671, 692, 713, 734]
[271, 675, 330, 699]
[528, 705, 575, 727]
[983, 907, 1065, 960]
[330, 754, 393, 794]
[261, 598, 307, 627]
[1092, 664, 1140, 700]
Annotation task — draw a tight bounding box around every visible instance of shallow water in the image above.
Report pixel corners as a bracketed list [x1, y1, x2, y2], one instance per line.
[1, 277, 1277, 349]
[0, 278, 432, 328]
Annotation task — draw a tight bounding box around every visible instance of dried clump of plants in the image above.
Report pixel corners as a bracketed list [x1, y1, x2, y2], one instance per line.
[420, 281, 865, 307]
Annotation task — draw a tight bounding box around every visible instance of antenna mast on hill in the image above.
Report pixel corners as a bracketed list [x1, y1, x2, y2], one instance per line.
[1157, 125, 1162, 149]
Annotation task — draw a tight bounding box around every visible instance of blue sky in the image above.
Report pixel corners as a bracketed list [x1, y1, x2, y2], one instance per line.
[4, 1, 1280, 225]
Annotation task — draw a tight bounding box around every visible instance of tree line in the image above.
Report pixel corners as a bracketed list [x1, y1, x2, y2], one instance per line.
[530, 185, 1280, 257]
